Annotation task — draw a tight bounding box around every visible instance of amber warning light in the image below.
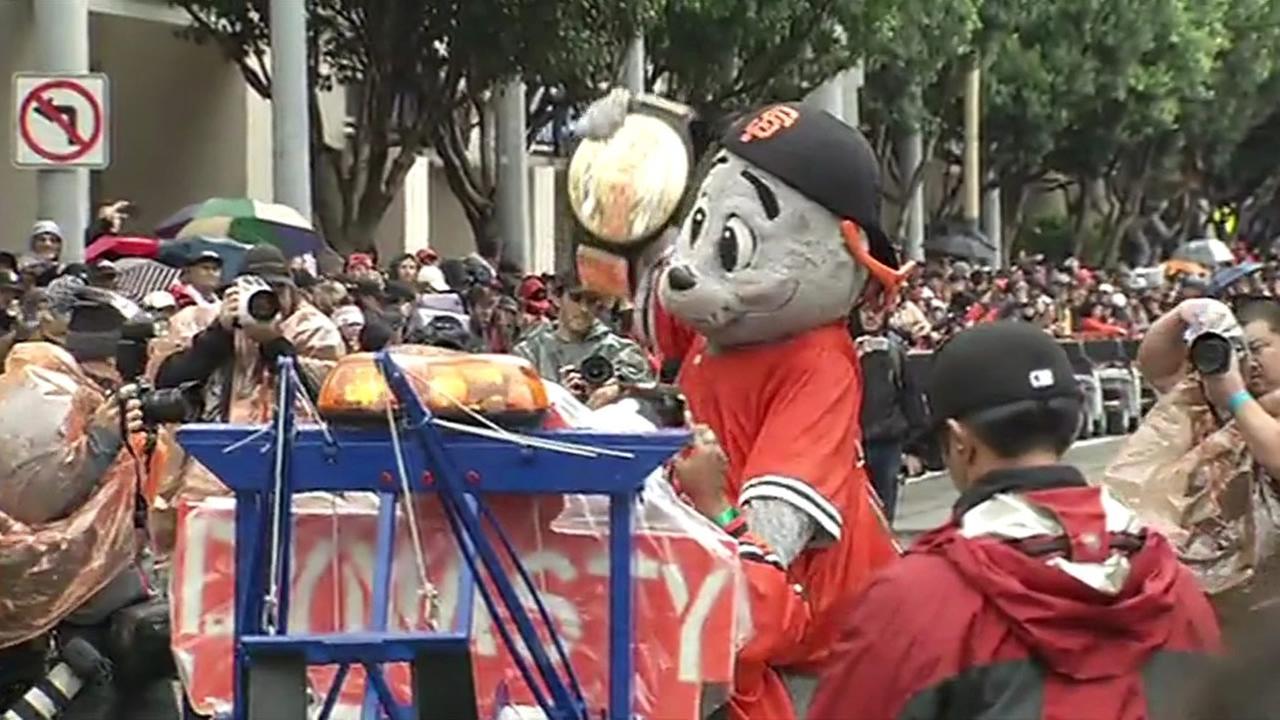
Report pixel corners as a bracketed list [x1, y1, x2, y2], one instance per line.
[316, 347, 550, 423]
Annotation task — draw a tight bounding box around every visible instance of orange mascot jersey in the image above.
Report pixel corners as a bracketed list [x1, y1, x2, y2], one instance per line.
[653, 291, 900, 719]
[679, 323, 900, 669]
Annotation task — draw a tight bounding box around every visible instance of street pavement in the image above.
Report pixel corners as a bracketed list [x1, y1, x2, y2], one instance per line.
[892, 436, 1127, 543]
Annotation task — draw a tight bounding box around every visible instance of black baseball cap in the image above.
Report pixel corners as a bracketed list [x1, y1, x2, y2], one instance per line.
[927, 322, 1080, 425]
[239, 245, 292, 285]
[722, 102, 898, 269]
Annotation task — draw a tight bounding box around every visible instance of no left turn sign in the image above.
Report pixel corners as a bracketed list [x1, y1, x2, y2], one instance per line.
[11, 73, 110, 169]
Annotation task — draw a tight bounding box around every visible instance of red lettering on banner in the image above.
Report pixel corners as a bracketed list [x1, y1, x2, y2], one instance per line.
[172, 495, 741, 719]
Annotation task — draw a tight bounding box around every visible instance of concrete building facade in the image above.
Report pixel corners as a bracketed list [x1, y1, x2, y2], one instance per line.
[1, 0, 558, 268]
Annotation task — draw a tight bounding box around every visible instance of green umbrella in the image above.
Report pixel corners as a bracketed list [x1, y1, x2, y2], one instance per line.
[154, 198, 323, 259]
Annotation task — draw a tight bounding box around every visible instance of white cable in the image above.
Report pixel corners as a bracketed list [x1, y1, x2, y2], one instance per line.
[263, 367, 292, 634]
[430, 418, 605, 458]
[428, 386, 631, 458]
[222, 424, 272, 454]
[385, 402, 438, 628]
[289, 364, 335, 446]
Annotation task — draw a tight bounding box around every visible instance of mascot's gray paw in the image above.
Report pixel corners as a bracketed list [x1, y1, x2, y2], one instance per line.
[574, 88, 632, 140]
[744, 499, 817, 567]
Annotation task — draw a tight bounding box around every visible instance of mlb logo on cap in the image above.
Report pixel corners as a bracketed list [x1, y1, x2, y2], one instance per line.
[1029, 369, 1055, 389]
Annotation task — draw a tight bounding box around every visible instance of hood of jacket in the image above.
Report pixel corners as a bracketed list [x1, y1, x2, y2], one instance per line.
[914, 465, 1189, 681]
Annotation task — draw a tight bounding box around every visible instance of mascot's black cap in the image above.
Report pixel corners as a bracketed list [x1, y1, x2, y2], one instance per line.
[723, 102, 898, 268]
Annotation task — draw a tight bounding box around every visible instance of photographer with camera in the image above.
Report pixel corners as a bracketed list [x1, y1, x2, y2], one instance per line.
[513, 274, 654, 407]
[0, 285, 181, 719]
[1101, 297, 1280, 637]
[148, 246, 343, 552]
[154, 245, 344, 418]
[1197, 300, 1280, 477]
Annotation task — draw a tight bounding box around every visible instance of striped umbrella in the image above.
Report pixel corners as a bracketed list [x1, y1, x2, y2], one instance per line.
[154, 198, 323, 260]
[114, 258, 181, 302]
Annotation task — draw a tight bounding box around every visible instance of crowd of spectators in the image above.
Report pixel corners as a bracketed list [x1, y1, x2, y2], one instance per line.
[8, 206, 1280, 393]
[888, 246, 1279, 351]
[0, 216, 657, 409]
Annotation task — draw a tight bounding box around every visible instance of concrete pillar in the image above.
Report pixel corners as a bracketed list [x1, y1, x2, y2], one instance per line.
[33, 0, 91, 262]
[622, 36, 645, 93]
[806, 77, 843, 120]
[495, 79, 530, 270]
[901, 127, 926, 263]
[842, 63, 865, 127]
[402, 155, 431, 254]
[962, 59, 982, 231]
[269, 0, 312, 218]
[984, 184, 1003, 267]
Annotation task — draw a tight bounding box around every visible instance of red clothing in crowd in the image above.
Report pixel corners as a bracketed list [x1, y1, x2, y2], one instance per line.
[1078, 315, 1129, 338]
[809, 469, 1221, 720]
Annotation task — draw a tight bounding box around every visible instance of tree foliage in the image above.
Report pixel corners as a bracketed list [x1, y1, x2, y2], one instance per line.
[646, 0, 859, 113]
[175, 0, 649, 258]
[848, 0, 1280, 262]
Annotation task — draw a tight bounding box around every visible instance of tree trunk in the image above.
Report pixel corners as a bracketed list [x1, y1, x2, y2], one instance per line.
[1000, 182, 1029, 265]
[1067, 176, 1092, 259]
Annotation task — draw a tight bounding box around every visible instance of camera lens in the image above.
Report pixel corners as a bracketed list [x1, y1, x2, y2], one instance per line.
[246, 290, 281, 322]
[579, 355, 614, 385]
[1190, 333, 1233, 376]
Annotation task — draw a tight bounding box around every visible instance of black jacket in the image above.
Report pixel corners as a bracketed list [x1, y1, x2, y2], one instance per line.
[155, 322, 303, 421]
[855, 331, 925, 444]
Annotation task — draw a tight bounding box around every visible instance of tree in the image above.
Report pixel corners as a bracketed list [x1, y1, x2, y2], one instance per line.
[176, 0, 649, 258]
[1179, 0, 1280, 209]
[850, 0, 980, 240]
[646, 0, 861, 114]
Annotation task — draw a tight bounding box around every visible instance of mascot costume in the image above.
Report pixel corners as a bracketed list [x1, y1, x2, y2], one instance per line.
[567, 90, 907, 719]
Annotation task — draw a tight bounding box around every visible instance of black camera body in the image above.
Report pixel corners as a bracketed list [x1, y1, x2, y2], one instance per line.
[579, 354, 615, 386]
[116, 317, 202, 426]
[131, 380, 203, 426]
[1190, 332, 1234, 376]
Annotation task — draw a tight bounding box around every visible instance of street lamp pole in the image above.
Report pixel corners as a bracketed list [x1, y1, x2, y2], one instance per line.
[270, 0, 312, 219]
[962, 57, 982, 235]
[623, 36, 645, 93]
[33, 0, 90, 262]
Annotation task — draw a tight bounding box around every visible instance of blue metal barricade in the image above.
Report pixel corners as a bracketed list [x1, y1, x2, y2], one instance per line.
[176, 353, 686, 720]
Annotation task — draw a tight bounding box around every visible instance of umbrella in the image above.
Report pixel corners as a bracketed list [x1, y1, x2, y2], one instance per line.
[1210, 261, 1265, 296]
[156, 235, 252, 278]
[926, 230, 998, 265]
[85, 236, 159, 263]
[113, 258, 181, 302]
[155, 198, 323, 259]
[1173, 238, 1234, 268]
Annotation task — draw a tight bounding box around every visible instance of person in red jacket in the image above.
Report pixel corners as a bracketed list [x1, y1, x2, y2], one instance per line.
[808, 322, 1221, 720]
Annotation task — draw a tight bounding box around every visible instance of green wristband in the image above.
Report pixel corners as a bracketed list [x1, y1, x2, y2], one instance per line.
[713, 506, 741, 527]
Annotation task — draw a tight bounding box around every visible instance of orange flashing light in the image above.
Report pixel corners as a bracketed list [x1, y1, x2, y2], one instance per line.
[316, 347, 550, 420]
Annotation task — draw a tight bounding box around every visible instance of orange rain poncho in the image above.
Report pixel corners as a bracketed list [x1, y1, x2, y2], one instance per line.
[0, 343, 139, 649]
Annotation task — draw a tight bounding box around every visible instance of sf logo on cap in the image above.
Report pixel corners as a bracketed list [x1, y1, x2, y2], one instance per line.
[1029, 369, 1055, 389]
[740, 105, 799, 143]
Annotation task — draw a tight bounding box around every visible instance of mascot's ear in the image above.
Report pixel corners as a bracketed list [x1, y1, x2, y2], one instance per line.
[840, 220, 916, 304]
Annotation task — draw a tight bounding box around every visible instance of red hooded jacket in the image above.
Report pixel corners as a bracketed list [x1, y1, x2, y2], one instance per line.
[809, 466, 1221, 720]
